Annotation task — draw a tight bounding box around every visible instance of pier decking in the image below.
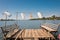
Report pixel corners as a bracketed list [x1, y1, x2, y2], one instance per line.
[41, 23, 59, 32]
[6, 29, 55, 40]
[41, 25, 57, 32]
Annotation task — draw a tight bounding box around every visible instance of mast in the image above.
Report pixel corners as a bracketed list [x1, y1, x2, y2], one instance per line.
[16, 12, 18, 20]
[15, 12, 19, 29]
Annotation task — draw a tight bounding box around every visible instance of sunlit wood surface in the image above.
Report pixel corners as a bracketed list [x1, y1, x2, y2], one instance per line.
[6, 29, 55, 40]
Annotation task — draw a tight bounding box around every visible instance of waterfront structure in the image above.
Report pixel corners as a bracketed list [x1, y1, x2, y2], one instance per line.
[0, 23, 58, 40]
[41, 23, 60, 40]
[6, 29, 55, 40]
[41, 23, 59, 32]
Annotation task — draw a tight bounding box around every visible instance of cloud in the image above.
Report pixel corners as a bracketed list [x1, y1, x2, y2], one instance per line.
[3, 11, 11, 16]
[21, 13, 25, 20]
[37, 12, 42, 18]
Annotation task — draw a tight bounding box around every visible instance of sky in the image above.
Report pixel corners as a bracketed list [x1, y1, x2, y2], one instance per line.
[0, 0, 60, 20]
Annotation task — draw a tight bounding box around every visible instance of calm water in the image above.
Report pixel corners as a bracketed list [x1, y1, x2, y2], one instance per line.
[0, 20, 60, 40]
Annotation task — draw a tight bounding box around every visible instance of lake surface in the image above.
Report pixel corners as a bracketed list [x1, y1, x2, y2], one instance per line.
[0, 20, 60, 40]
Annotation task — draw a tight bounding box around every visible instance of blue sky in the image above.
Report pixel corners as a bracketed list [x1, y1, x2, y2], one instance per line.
[0, 0, 60, 19]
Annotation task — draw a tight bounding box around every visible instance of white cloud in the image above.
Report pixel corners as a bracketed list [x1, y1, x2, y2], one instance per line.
[21, 13, 25, 20]
[37, 12, 43, 18]
[3, 11, 11, 16]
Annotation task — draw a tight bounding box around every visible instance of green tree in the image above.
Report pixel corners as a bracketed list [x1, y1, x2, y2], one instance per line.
[51, 15, 56, 20]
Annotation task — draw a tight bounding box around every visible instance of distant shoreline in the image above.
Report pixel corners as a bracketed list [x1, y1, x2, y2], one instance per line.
[0, 19, 16, 21]
[30, 16, 60, 20]
[30, 18, 60, 20]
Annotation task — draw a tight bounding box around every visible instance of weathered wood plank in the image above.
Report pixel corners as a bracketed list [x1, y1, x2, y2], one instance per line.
[41, 25, 57, 32]
[24, 29, 29, 37]
[6, 29, 19, 38]
[6, 29, 55, 40]
[28, 29, 32, 37]
[15, 29, 25, 40]
[34, 29, 39, 38]
[13, 31, 20, 38]
[36, 29, 43, 37]
[20, 30, 25, 38]
[31, 29, 35, 38]
[37, 29, 45, 37]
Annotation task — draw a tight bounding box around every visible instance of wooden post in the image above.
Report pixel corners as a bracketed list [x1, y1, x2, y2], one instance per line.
[49, 37, 50, 40]
[34, 38, 39, 40]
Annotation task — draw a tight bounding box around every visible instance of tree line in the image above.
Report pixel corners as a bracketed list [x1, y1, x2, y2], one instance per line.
[30, 15, 60, 20]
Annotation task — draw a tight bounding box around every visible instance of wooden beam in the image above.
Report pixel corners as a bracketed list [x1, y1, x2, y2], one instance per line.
[6, 29, 19, 38]
[15, 29, 25, 40]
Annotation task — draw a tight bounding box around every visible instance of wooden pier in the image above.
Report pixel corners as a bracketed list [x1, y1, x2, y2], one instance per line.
[41, 23, 59, 32]
[0, 23, 57, 40]
[6, 29, 55, 40]
[41, 25, 57, 32]
[41, 23, 60, 40]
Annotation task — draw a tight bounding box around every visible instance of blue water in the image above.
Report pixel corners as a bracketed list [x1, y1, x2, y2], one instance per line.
[0, 20, 60, 40]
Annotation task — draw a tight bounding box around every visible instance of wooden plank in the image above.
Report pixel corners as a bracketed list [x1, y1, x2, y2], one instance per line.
[40, 29, 55, 39]
[13, 31, 20, 38]
[40, 29, 49, 37]
[37, 29, 43, 37]
[6, 29, 19, 38]
[34, 29, 40, 38]
[24, 29, 29, 38]
[37, 29, 45, 37]
[41, 25, 56, 32]
[23, 29, 39, 40]
[34, 38, 39, 40]
[10, 29, 55, 40]
[28, 29, 32, 38]
[15, 29, 25, 40]
[31, 29, 35, 38]
[47, 32, 55, 39]
[37, 29, 44, 38]
[37, 29, 52, 38]
[21, 29, 25, 38]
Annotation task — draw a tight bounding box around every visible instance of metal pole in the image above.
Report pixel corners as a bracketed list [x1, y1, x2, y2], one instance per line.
[5, 15, 7, 31]
[16, 12, 18, 20]
[16, 12, 19, 29]
[4, 15, 7, 40]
